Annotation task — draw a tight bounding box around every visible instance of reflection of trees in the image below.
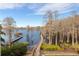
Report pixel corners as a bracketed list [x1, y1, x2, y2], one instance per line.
[26, 25, 34, 45]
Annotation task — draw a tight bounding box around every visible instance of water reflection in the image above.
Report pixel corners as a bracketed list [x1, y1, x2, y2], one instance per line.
[2, 29, 40, 45]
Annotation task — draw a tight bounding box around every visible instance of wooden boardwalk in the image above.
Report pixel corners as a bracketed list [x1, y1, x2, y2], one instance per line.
[26, 34, 43, 56]
[41, 48, 79, 56]
[41, 51, 79, 56]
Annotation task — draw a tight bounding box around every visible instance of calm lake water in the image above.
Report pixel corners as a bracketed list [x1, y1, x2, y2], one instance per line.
[2, 29, 41, 45]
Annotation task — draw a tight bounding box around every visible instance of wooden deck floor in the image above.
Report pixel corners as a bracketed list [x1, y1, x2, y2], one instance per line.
[41, 49, 79, 56]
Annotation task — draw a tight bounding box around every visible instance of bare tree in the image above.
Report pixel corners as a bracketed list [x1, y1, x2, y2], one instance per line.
[71, 11, 76, 46]
[2, 17, 16, 47]
[43, 10, 59, 45]
[53, 11, 58, 45]
[45, 10, 53, 45]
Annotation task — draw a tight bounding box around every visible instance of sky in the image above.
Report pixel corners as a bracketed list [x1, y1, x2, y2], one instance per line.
[0, 3, 79, 27]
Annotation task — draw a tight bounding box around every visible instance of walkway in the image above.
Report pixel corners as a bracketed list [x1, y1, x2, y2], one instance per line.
[26, 33, 43, 56]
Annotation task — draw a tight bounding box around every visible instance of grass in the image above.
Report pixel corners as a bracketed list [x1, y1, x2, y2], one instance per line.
[70, 44, 79, 49]
[40, 43, 64, 51]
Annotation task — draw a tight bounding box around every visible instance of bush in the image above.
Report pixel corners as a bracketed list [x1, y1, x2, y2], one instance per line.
[63, 43, 70, 48]
[1, 42, 29, 56]
[1, 47, 12, 56]
[40, 43, 62, 51]
[70, 44, 79, 49]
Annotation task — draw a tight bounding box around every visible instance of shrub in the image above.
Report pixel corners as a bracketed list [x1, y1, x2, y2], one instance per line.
[1, 47, 12, 56]
[40, 43, 62, 51]
[69, 44, 79, 50]
[1, 42, 29, 56]
[63, 43, 70, 48]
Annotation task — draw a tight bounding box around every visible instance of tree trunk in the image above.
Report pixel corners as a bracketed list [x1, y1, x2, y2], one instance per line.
[67, 32, 69, 43]
[72, 27, 75, 46]
[48, 31, 52, 45]
[9, 29, 12, 48]
[55, 31, 57, 45]
[75, 31, 78, 45]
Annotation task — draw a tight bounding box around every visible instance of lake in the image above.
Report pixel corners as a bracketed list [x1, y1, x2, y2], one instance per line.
[2, 28, 41, 45]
